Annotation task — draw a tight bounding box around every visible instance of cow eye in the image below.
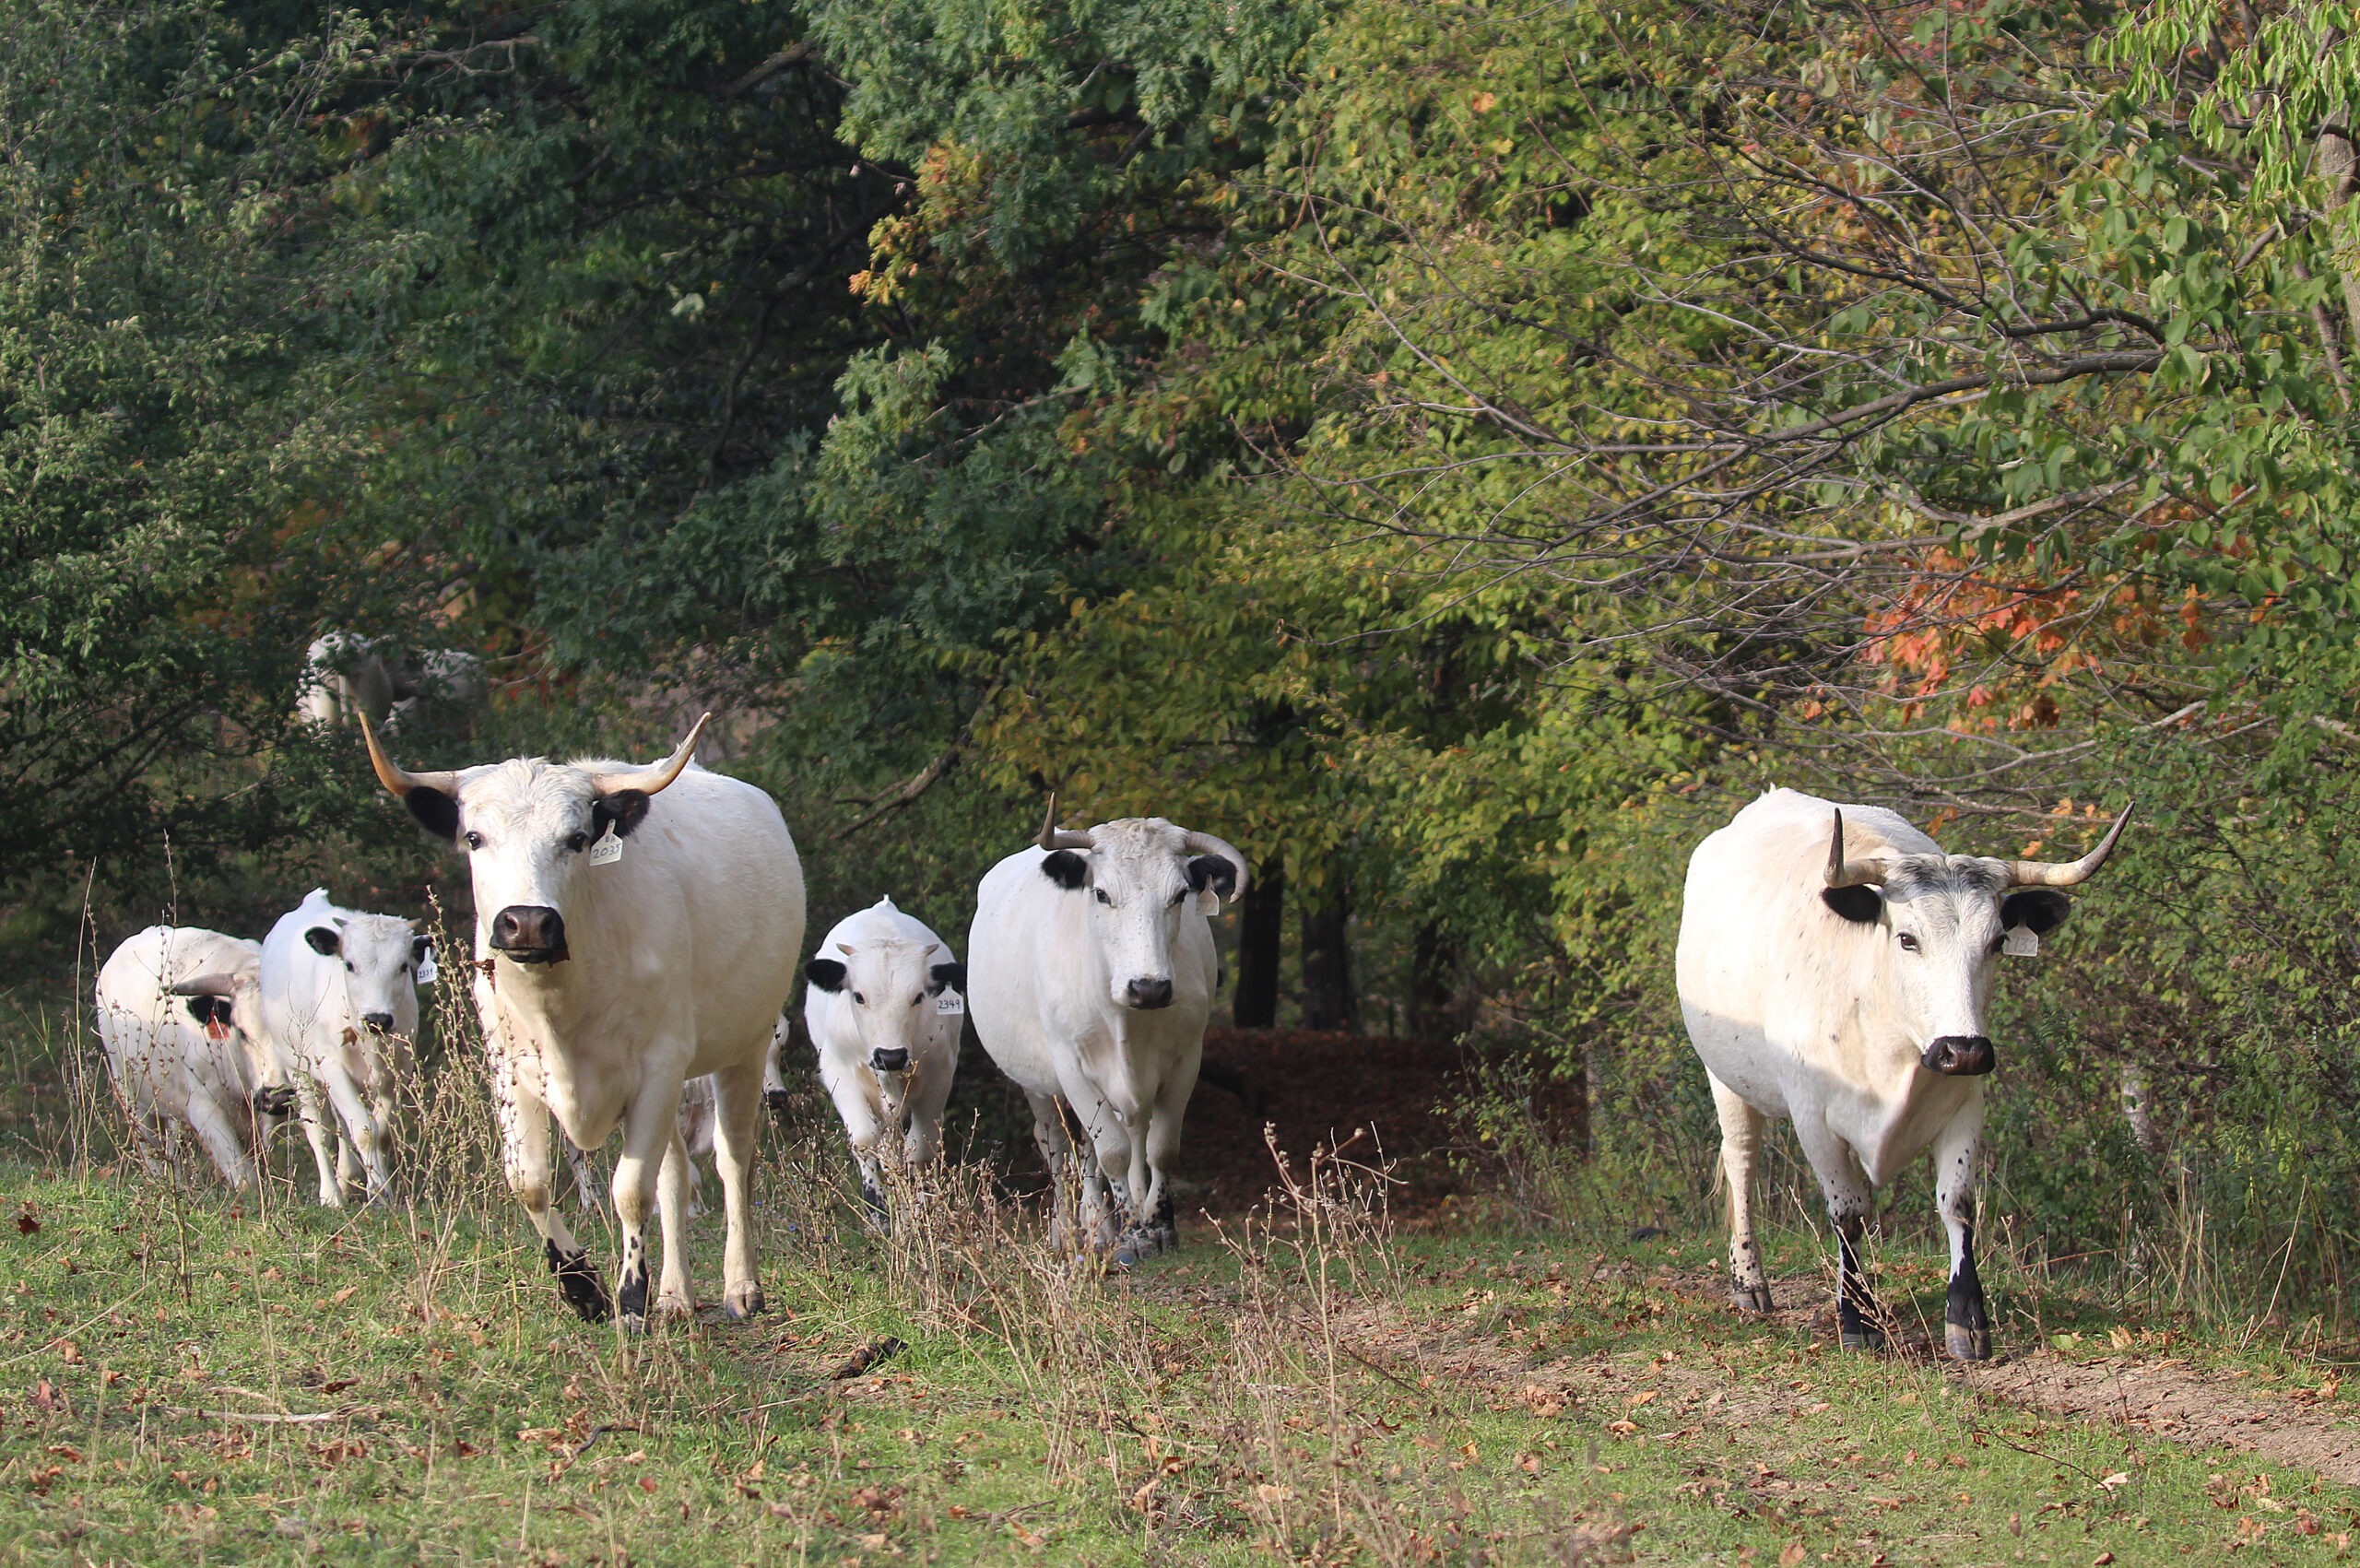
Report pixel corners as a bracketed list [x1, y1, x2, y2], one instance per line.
[1897, 932, 1919, 953]
[463, 831, 485, 851]
[853, 991, 867, 1005]
[1093, 889, 1113, 906]
[566, 831, 588, 853]
[345, 961, 356, 973]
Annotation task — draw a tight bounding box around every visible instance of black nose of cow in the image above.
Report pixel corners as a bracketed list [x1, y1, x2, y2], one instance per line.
[490, 905, 570, 963]
[362, 1011, 395, 1032]
[252, 1085, 297, 1117]
[1922, 1034, 1997, 1076]
[764, 1088, 792, 1116]
[870, 1047, 911, 1074]
[1125, 977, 1175, 1010]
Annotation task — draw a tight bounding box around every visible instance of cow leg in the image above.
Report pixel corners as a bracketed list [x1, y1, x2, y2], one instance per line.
[825, 1067, 891, 1230]
[610, 1076, 689, 1332]
[316, 1063, 389, 1204]
[653, 1126, 696, 1320]
[183, 1086, 257, 1191]
[494, 1062, 608, 1323]
[566, 1139, 607, 1215]
[709, 1058, 766, 1319]
[1024, 1091, 1087, 1251]
[292, 1075, 346, 1208]
[1934, 1106, 1990, 1361]
[1708, 1075, 1772, 1313]
[1797, 1122, 1882, 1351]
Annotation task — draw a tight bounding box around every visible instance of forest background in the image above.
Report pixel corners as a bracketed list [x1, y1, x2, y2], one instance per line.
[11, 0, 2360, 1323]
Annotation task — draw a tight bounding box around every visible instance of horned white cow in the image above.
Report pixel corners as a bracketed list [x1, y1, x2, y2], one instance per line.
[300, 634, 484, 731]
[94, 926, 296, 1188]
[969, 805, 1245, 1259]
[1677, 788, 2130, 1360]
[362, 713, 802, 1328]
[803, 898, 964, 1222]
[261, 888, 430, 1207]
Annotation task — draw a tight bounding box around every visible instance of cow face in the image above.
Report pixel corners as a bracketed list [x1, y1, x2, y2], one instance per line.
[1040, 819, 1240, 1011]
[304, 913, 423, 1039]
[363, 715, 708, 971]
[806, 938, 949, 1075]
[1825, 860, 2075, 1077]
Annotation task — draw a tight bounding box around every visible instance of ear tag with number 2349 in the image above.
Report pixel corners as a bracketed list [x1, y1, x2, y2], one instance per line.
[589, 825, 623, 867]
[2002, 925, 2038, 959]
[937, 991, 965, 1016]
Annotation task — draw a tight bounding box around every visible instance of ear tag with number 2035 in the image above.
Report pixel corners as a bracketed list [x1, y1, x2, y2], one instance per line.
[589, 826, 623, 867]
[2002, 925, 2038, 959]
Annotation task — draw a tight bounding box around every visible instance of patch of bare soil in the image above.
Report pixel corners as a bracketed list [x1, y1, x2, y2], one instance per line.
[1185, 1029, 1468, 1216]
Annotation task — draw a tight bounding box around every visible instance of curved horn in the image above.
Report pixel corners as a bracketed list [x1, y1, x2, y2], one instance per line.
[2008, 801, 2134, 888]
[1036, 794, 1095, 853]
[1824, 809, 1892, 890]
[1181, 829, 1251, 903]
[360, 712, 457, 799]
[593, 713, 710, 796]
[167, 973, 244, 1000]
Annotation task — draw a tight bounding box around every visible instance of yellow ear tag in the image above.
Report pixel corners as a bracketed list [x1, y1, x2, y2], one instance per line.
[589, 826, 623, 866]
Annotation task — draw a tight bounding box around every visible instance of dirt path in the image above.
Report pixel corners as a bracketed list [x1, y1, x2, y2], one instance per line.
[1337, 1259, 2360, 1487]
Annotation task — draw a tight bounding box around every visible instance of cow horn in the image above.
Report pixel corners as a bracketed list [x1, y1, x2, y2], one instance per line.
[1181, 830, 1251, 903]
[2007, 801, 2134, 888]
[1824, 809, 1892, 890]
[1036, 795, 1095, 852]
[593, 713, 710, 796]
[167, 973, 243, 1000]
[360, 713, 457, 799]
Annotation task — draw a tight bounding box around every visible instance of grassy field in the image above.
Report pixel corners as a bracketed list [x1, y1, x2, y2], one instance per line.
[6, 1127, 2360, 1568]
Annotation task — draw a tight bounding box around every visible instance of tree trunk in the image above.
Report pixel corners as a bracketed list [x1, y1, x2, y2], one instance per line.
[1232, 858, 1284, 1029]
[1300, 878, 1355, 1032]
[1409, 920, 1463, 1041]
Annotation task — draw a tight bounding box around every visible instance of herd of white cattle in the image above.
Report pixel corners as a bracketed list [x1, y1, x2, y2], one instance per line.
[93, 712, 1247, 1329]
[91, 683, 2138, 1361]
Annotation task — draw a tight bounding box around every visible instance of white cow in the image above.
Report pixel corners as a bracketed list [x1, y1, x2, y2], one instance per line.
[362, 713, 802, 1328]
[1677, 788, 2130, 1360]
[260, 888, 429, 1207]
[94, 926, 295, 1188]
[803, 898, 964, 1223]
[968, 804, 1245, 1260]
[300, 634, 484, 731]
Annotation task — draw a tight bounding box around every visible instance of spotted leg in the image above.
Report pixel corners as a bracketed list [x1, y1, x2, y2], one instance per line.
[1796, 1117, 1882, 1351]
[610, 1072, 690, 1333]
[1708, 1074, 1773, 1313]
[490, 1044, 608, 1322]
[292, 1074, 346, 1208]
[1933, 1100, 1990, 1361]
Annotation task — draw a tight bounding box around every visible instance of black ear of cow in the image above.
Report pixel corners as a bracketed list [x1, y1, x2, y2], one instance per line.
[1186, 854, 1239, 899]
[929, 961, 966, 994]
[1821, 886, 1883, 925]
[407, 787, 460, 843]
[1041, 850, 1089, 890]
[185, 996, 225, 1027]
[2001, 888, 2072, 935]
[806, 958, 848, 994]
[593, 789, 652, 839]
[412, 934, 431, 965]
[303, 925, 342, 956]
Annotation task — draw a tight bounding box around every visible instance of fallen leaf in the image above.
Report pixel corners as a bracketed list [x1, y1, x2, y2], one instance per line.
[17, 1206, 39, 1236]
[2100, 1471, 2131, 1491]
[1255, 1483, 1294, 1503]
[1626, 1390, 1658, 1409]
[330, 1287, 357, 1306]
[1780, 1542, 1808, 1568]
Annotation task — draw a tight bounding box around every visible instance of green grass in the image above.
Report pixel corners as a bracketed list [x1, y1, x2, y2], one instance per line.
[4, 1150, 2357, 1567]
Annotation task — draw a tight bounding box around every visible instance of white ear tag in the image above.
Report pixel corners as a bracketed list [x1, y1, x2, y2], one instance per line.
[416, 950, 438, 986]
[2003, 925, 2039, 958]
[1195, 890, 1221, 917]
[589, 825, 624, 866]
[936, 991, 965, 1016]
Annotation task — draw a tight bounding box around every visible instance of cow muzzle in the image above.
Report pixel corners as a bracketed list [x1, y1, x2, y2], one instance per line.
[361, 1010, 396, 1032]
[1922, 1034, 1997, 1076]
[490, 905, 570, 964]
[1124, 976, 1175, 1010]
[869, 1047, 911, 1074]
[252, 1085, 297, 1117]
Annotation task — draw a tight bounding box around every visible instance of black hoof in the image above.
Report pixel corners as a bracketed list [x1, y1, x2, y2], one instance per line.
[545, 1242, 611, 1323]
[1732, 1283, 1774, 1314]
[618, 1266, 649, 1326]
[1947, 1322, 1990, 1361]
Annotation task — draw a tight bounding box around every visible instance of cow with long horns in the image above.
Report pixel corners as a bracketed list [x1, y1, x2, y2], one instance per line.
[1677, 788, 2130, 1360]
[361, 713, 804, 1329]
[967, 802, 1247, 1260]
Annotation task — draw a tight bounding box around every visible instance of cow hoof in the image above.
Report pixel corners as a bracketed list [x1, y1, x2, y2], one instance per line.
[1839, 1326, 1887, 1353]
[655, 1292, 696, 1321]
[546, 1242, 612, 1323]
[1732, 1284, 1774, 1314]
[1946, 1323, 1990, 1362]
[724, 1284, 765, 1320]
[619, 1312, 649, 1337]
